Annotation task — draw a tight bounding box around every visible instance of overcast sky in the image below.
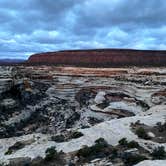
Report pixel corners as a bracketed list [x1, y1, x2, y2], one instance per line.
[0, 0, 166, 59]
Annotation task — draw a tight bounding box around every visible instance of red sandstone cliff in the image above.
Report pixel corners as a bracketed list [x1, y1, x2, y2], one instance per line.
[27, 49, 166, 67]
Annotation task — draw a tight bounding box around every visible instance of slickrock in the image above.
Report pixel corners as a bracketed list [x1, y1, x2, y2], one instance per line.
[0, 65, 166, 166]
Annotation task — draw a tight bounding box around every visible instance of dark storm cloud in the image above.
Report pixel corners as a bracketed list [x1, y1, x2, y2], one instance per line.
[0, 0, 166, 59]
[75, 0, 166, 28]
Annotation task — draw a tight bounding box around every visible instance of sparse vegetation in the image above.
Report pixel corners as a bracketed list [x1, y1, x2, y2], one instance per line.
[5, 149, 12, 155]
[156, 121, 166, 132]
[51, 135, 65, 142]
[118, 138, 139, 148]
[151, 146, 166, 159]
[5, 141, 25, 155]
[70, 131, 84, 139]
[118, 138, 128, 146]
[110, 148, 118, 159]
[122, 153, 147, 166]
[94, 137, 108, 147]
[77, 145, 92, 158]
[127, 141, 139, 149]
[45, 146, 59, 161]
[51, 131, 84, 143]
[1, 65, 166, 166]
[132, 121, 166, 144]
[136, 127, 150, 140]
[77, 138, 108, 158]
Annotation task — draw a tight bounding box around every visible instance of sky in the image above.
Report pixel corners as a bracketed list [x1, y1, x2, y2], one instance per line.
[0, 0, 166, 59]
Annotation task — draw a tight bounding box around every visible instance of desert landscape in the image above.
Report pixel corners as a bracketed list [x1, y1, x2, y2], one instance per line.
[0, 59, 166, 165]
[0, 1, 166, 165]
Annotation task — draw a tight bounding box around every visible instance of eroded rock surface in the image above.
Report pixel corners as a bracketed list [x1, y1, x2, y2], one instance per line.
[0, 66, 166, 166]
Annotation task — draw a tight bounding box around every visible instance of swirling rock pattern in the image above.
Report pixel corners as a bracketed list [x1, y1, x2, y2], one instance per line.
[0, 66, 166, 165]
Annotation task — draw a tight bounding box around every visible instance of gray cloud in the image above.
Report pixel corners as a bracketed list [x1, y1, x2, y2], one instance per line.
[0, 0, 166, 59]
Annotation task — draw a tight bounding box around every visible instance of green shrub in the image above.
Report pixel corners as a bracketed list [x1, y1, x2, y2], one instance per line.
[5, 149, 13, 155]
[5, 141, 25, 155]
[51, 135, 65, 142]
[70, 131, 84, 139]
[119, 138, 139, 149]
[156, 122, 166, 132]
[77, 138, 108, 158]
[127, 141, 139, 148]
[151, 146, 166, 159]
[123, 154, 147, 166]
[77, 145, 92, 158]
[95, 138, 108, 147]
[111, 148, 118, 159]
[136, 127, 150, 140]
[118, 138, 128, 146]
[45, 146, 58, 161]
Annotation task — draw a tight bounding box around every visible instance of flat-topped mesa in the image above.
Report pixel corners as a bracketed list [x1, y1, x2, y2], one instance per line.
[27, 49, 166, 66]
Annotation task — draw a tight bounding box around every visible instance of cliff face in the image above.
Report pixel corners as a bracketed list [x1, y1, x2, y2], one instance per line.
[27, 49, 166, 66]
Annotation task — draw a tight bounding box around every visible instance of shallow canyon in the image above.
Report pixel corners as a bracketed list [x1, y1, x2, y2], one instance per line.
[0, 66, 166, 166]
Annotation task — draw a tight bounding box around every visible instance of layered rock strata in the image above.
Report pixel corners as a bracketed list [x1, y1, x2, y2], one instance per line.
[27, 49, 166, 66]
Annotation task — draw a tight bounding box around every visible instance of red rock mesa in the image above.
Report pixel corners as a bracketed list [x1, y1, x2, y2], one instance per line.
[27, 49, 166, 66]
